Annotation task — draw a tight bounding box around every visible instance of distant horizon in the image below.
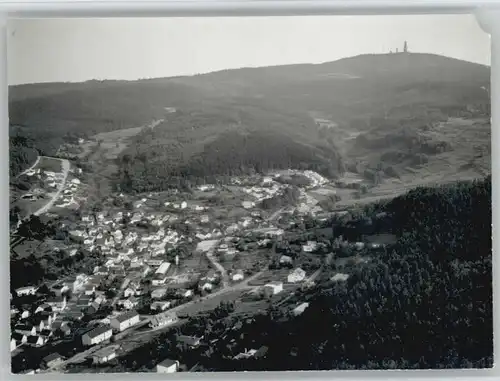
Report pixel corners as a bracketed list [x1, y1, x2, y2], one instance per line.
[8, 15, 490, 86]
[9, 51, 491, 87]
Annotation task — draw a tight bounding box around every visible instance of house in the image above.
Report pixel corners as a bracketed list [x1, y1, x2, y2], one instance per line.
[152, 274, 169, 286]
[20, 310, 31, 319]
[10, 338, 18, 352]
[84, 284, 96, 296]
[52, 321, 72, 336]
[199, 282, 213, 292]
[110, 310, 140, 332]
[15, 324, 36, 336]
[180, 201, 187, 209]
[302, 241, 318, 253]
[82, 325, 113, 346]
[177, 289, 193, 299]
[151, 288, 168, 299]
[263, 281, 283, 295]
[293, 302, 310, 316]
[12, 332, 28, 347]
[155, 262, 171, 275]
[15, 285, 38, 296]
[76, 296, 93, 308]
[151, 301, 171, 312]
[46, 296, 67, 312]
[234, 348, 258, 360]
[146, 259, 163, 267]
[287, 268, 306, 283]
[149, 312, 178, 329]
[39, 329, 54, 339]
[177, 335, 201, 348]
[124, 287, 137, 298]
[155, 358, 179, 373]
[91, 346, 117, 364]
[26, 335, 48, 348]
[117, 297, 139, 310]
[42, 353, 64, 368]
[231, 270, 244, 282]
[242, 201, 255, 209]
[279, 255, 293, 265]
[331, 273, 350, 282]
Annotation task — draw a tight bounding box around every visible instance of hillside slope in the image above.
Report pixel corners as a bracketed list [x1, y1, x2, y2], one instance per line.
[9, 52, 490, 187]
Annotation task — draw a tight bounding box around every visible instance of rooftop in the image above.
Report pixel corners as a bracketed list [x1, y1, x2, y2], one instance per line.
[85, 325, 112, 338]
[113, 310, 139, 323]
[157, 358, 178, 368]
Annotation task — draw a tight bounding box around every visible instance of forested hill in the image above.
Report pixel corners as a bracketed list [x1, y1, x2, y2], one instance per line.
[9, 52, 490, 182]
[201, 176, 492, 371]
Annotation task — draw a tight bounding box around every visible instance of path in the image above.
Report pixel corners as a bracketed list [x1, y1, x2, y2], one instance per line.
[33, 158, 70, 216]
[16, 155, 40, 178]
[206, 248, 229, 288]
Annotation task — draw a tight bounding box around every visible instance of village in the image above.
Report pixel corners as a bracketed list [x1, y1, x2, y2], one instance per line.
[10, 158, 389, 374]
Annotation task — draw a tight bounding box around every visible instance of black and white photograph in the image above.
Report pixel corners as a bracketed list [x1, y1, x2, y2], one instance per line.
[8, 15, 492, 374]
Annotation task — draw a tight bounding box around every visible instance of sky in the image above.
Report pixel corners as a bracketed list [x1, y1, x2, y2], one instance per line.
[7, 14, 491, 85]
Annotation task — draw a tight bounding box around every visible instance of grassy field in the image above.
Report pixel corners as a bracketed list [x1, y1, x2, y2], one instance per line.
[35, 156, 63, 172]
[11, 239, 43, 259]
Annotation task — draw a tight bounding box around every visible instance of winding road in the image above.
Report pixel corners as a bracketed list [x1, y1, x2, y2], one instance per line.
[16, 155, 41, 178]
[33, 158, 71, 216]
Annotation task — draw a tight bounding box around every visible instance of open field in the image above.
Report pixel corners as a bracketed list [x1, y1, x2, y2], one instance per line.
[35, 156, 63, 172]
[247, 269, 290, 286]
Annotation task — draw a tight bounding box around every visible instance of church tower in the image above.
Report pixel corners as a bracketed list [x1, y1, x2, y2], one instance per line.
[404, 41, 408, 53]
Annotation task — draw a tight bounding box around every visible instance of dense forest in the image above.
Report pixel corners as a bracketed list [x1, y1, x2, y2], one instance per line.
[110, 177, 492, 372]
[220, 176, 492, 370]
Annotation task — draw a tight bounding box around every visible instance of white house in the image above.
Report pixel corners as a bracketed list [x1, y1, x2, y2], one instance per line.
[242, 201, 255, 209]
[82, 325, 113, 346]
[231, 270, 245, 282]
[155, 262, 171, 275]
[180, 201, 187, 209]
[149, 312, 178, 329]
[15, 286, 38, 296]
[151, 301, 171, 312]
[118, 297, 139, 310]
[46, 296, 67, 312]
[155, 358, 179, 373]
[331, 273, 350, 282]
[287, 268, 306, 283]
[15, 324, 36, 336]
[124, 287, 137, 298]
[26, 335, 48, 348]
[91, 347, 117, 364]
[302, 241, 318, 253]
[279, 255, 293, 265]
[264, 281, 283, 295]
[199, 282, 213, 292]
[151, 288, 168, 299]
[293, 302, 310, 316]
[110, 310, 140, 332]
[152, 275, 169, 286]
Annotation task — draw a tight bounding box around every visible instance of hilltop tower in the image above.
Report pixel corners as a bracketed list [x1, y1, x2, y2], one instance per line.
[404, 41, 408, 53]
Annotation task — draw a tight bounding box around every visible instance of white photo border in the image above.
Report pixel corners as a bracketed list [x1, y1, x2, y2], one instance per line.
[1, 1, 499, 381]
